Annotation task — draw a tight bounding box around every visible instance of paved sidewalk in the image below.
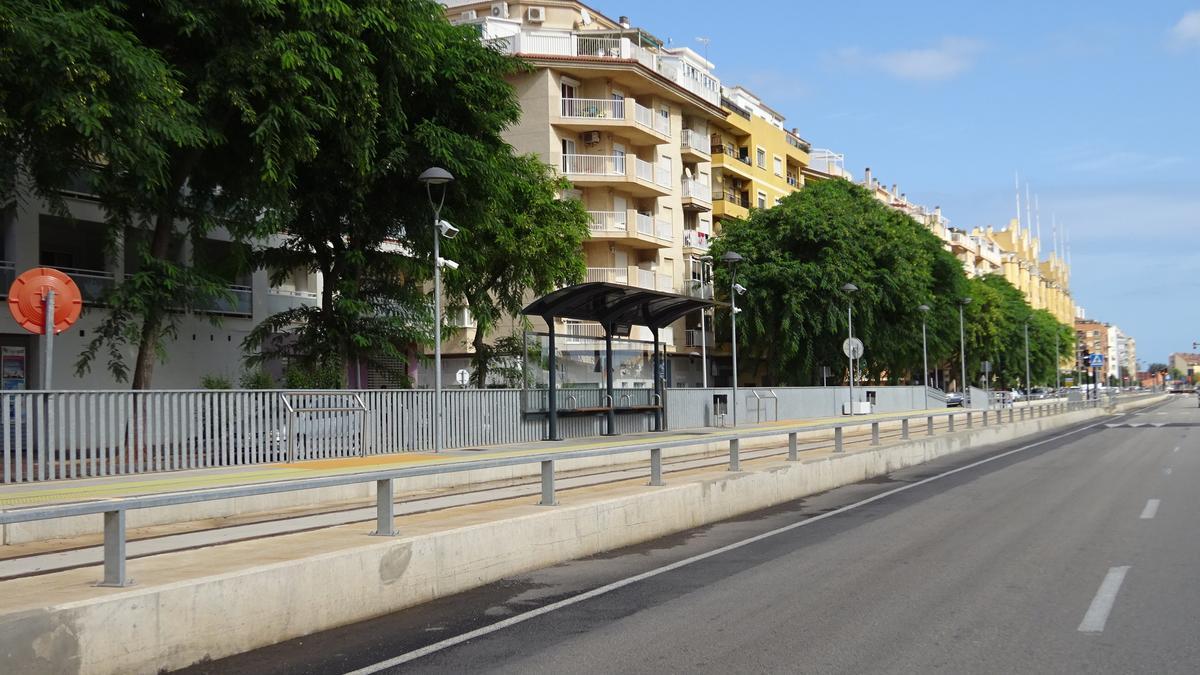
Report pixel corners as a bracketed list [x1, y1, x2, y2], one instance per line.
[0, 408, 934, 508]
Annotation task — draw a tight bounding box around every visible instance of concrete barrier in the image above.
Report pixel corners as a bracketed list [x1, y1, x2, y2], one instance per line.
[0, 397, 1165, 675]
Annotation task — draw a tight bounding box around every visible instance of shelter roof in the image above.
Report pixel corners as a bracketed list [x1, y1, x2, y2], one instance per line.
[521, 283, 713, 331]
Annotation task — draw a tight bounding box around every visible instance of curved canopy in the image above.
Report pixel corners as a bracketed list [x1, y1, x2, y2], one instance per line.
[522, 283, 712, 330]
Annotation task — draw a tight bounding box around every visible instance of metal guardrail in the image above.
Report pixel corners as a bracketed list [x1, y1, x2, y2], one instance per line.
[1, 396, 1157, 588]
[750, 390, 779, 423]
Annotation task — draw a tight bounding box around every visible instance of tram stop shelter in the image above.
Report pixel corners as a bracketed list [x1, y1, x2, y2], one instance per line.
[522, 282, 713, 440]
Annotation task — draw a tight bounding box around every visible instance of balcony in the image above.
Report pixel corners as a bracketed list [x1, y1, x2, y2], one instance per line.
[0, 261, 14, 296]
[684, 329, 714, 348]
[710, 144, 756, 180]
[562, 154, 672, 197]
[680, 179, 712, 211]
[557, 97, 671, 145]
[585, 210, 669, 249]
[712, 190, 749, 220]
[60, 266, 116, 304]
[562, 319, 605, 345]
[585, 267, 672, 292]
[200, 285, 253, 316]
[682, 229, 711, 254]
[266, 288, 320, 315]
[680, 129, 710, 162]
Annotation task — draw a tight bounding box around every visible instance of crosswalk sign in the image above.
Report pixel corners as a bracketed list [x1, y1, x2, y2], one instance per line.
[1088, 353, 1105, 368]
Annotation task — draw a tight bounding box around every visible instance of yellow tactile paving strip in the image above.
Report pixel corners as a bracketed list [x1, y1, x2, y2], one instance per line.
[0, 409, 928, 508]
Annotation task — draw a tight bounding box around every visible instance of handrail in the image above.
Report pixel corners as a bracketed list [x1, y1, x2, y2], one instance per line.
[751, 389, 779, 423]
[0, 393, 1163, 587]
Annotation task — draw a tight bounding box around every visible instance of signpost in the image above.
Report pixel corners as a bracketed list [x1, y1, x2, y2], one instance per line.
[7, 268, 83, 390]
[1088, 353, 1105, 401]
[843, 338, 864, 415]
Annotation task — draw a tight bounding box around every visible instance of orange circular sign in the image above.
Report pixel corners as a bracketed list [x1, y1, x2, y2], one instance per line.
[7, 267, 83, 335]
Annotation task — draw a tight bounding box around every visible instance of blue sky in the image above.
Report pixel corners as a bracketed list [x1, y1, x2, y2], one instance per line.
[588, 0, 1200, 365]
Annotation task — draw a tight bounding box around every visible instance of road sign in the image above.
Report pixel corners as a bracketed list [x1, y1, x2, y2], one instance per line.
[981, 360, 992, 374]
[842, 337, 864, 359]
[455, 368, 470, 386]
[8, 267, 82, 334]
[1088, 353, 1105, 368]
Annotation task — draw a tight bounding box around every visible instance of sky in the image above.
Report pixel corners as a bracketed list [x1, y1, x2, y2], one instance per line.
[587, 0, 1200, 366]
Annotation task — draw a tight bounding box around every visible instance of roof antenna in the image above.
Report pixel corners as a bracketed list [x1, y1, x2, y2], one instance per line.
[695, 36, 711, 65]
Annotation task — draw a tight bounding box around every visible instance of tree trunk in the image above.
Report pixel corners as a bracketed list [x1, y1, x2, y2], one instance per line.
[471, 328, 489, 387]
[130, 215, 175, 389]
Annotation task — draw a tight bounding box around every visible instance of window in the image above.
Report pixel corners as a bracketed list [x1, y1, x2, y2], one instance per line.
[756, 147, 766, 169]
[757, 192, 767, 209]
[773, 156, 783, 176]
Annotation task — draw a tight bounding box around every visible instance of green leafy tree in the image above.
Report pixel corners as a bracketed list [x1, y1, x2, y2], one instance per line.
[246, 1, 584, 386]
[4, 0, 389, 388]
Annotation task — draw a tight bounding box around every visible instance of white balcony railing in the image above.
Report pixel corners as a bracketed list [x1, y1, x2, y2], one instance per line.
[634, 103, 655, 131]
[655, 218, 673, 241]
[563, 154, 624, 176]
[637, 269, 656, 290]
[683, 229, 710, 250]
[563, 319, 605, 344]
[635, 158, 654, 183]
[266, 288, 320, 314]
[682, 179, 711, 202]
[681, 129, 709, 154]
[586, 267, 629, 285]
[587, 210, 627, 234]
[684, 329, 714, 347]
[636, 212, 654, 237]
[658, 273, 672, 291]
[561, 97, 625, 119]
[655, 164, 672, 188]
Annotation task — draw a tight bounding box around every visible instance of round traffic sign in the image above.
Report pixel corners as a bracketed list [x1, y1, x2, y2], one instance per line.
[7, 267, 83, 335]
[842, 337, 864, 359]
[455, 368, 471, 386]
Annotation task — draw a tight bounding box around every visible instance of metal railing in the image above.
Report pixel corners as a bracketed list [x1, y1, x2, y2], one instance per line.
[561, 97, 624, 119]
[635, 212, 654, 236]
[655, 218, 673, 241]
[563, 154, 624, 176]
[681, 129, 710, 154]
[0, 396, 1140, 587]
[279, 392, 369, 462]
[750, 390, 779, 423]
[682, 179, 711, 203]
[585, 267, 629, 285]
[57, 266, 115, 303]
[265, 289, 320, 314]
[587, 210, 628, 234]
[635, 158, 654, 183]
[682, 229, 710, 250]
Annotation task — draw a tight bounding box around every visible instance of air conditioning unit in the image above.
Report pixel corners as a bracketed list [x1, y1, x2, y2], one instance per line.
[582, 131, 601, 145]
[460, 9, 477, 20]
[490, 2, 508, 18]
[527, 6, 546, 22]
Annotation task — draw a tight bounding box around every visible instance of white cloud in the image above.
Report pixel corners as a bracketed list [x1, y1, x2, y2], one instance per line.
[1168, 10, 1200, 50]
[832, 38, 984, 82]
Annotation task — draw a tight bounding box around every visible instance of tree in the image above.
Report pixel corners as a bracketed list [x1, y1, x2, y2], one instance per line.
[245, 1, 585, 384]
[709, 179, 967, 386]
[4, 1, 392, 388]
[1147, 362, 1167, 374]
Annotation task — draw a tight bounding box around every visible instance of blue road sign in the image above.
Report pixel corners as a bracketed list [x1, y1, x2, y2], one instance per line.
[1088, 353, 1105, 368]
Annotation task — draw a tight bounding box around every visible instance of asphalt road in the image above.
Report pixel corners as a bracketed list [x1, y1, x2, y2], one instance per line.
[184, 395, 1198, 675]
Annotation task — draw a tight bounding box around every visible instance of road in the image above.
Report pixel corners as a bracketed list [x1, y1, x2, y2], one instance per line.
[183, 395, 1198, 675]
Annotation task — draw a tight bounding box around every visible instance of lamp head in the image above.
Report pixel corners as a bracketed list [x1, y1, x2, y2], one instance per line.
[959, 297, 973, 306]
[841, 282, 859, 294]
[733, 283, 747, 295]
[918, 304, 931, 313]
[721, 250, 743, 265]
[418, 167, 454, 186]
[438, 220, 459, 239]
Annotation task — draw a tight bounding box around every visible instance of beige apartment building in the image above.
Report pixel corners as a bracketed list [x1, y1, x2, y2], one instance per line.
[444, 1, 728, 386]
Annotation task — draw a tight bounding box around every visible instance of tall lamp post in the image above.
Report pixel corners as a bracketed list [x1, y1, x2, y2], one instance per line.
[1024, 316, 1032, 399]
[918, 304, 931, 409]
[842, 283, 859, 415]
[418, 167, 459, 454]
[958, 297, 972, 404]
[699, 255, 714, 387]
[722, 251, 743, 426]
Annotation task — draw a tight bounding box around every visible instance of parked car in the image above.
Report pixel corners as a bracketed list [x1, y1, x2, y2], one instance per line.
[946, 392, 964, 407]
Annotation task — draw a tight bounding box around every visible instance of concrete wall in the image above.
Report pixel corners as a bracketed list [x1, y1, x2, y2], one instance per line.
[0, 396, 1162, 674]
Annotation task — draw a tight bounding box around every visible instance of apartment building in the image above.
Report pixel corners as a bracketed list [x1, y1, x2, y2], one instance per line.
[445, 1, 729, 386]
[709, 85, 811, 230]
[1075, 319, 1109, 375]
[1169, 352, 1200, 382]
[0, 187, 322, 389]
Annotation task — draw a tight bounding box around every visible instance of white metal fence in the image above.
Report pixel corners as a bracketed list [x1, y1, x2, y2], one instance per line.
[1, 385, 943, 484]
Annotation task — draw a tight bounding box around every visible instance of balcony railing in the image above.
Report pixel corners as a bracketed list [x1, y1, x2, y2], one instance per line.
[634, 103, 672, 137]
[715, 190, 748, 207]
[0, 261, 14, 296]
[265, 288, 319, 314]
[59, 266, 115, 303]
[712, 143, 752, 165]
[683, 229, 710, 250]
[588, 210, 628, 234]
[655, 218, 673, 242]
[682, 179, 711, 203]
[562, 97, 624, 119]
[563, 319, 605, 344]
[635, 158, 654, 183]
[586, 267, 629, 285]
[684, 329, 714, 347]
[655, 164, 672, 187]
[563, 154, 624, 176]
[636, 212, 654, 237]
[681, 129, 709, 154]
[202, 285, 253, 316]
[787, 175, 800, 187]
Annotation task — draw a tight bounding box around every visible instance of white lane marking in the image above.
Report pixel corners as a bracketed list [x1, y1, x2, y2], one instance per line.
[1078, 566, 1131, 633]
[344, 419, 1109, 675]
[1139, 499, 1160, 519]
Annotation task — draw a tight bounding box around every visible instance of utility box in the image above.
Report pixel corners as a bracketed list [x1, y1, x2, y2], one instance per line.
[843, 401, 872, 415]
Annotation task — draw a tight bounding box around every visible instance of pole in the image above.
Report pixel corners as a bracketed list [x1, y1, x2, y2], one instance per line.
[432, 211, 443, 454]
[42, 289, 54, 390]
[699, 306, 707, 388]
[847, 299, 855, 416]
[921, 316, 929, 410]
[959, 304, 967, 405]
[1054, 330, 1060, 394]
[730, 272, 739, 427]
[1024, 321, 1032, 398]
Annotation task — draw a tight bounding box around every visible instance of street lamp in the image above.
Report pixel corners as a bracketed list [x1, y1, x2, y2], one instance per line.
[419, 166, 456, 454]
[699, 255, 714, 388]
[842, 282, 859, 415]
[1024, 316, 1032, 401]
[918, 304, 931, 409]
[722, 250, 743, 426]
[958, 297, 972, 404]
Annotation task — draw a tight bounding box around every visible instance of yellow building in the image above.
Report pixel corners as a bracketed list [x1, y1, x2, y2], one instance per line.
[709, 86, 811, 231]
[445, 0, 728, 385]
[978, 221, 1075, 325]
